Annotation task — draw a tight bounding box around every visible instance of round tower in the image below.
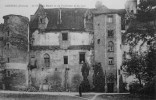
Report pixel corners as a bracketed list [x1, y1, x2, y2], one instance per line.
[125, 0, 137, 14]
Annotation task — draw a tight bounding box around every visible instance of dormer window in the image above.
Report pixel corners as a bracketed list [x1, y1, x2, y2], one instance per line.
[39, 17, 45, 24]
[107, 15, 113, 23]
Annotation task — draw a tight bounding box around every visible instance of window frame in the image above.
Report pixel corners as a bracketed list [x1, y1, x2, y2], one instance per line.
[64, 56, 68, 64]
[44, 53, 50, 67]
[79, 52, 85, 64]
[108, 41, 114, 52]
[6, 70, 11, 77]
[7, 31, 10, 37]
[108, 57, 114, 65]
[6, 43, 9, 49]
[62, 32, 68, 41]
[107, 30, 114, 38]
[39, 17, 45, 24]
[97, 39, 100, 44]
[7, 57, 10, 63]
[107, 15, 113, 23]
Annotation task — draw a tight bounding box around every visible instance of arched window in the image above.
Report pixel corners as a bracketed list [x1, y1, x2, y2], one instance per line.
[108, 41, 114, 52]
[44, 53, 50, 67]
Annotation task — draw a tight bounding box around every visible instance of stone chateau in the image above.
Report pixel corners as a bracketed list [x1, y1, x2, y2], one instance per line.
[0, 0, 138, 92]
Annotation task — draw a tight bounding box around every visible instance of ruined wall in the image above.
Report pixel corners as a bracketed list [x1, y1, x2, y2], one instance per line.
[2, 15, 29, 90]
[4, 63, 28, 90]
[3, 15, 29, 63]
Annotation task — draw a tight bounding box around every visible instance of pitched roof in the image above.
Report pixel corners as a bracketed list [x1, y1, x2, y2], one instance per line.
[30, 6, 125, 31]
[90, 8, 126, 15]
[30, 8, 88, 30]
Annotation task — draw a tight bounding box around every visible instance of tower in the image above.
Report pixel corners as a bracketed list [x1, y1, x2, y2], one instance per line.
[125, 0, 137, 14]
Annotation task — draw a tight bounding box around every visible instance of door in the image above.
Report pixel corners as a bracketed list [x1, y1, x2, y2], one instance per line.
[107, 83, 114, 93]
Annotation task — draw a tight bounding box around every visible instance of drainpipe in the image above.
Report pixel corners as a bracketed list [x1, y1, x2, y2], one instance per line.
[27, 23, 30, 86]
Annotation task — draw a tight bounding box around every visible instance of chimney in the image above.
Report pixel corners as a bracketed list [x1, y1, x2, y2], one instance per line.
[95, 1, 103, 9]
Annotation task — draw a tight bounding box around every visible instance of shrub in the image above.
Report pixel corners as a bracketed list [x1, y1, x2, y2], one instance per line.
[92, 62, 105, 92]
[139, 81, 156, 97]
[70, 74, 82, 92]
[129, 82, 143, 94]
[48, 73, 63, 92]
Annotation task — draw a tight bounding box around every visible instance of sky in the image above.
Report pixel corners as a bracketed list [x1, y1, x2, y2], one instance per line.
[0, 0, 127, 23]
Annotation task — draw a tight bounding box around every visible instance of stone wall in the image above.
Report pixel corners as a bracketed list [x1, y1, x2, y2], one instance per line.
[2, 15, 29, 91]
[93, 13, 122, 92]
[3, 15, 29, 63]
[29, 49, 94, 91]
[30, 28, 94, 91]
[4, 68, 28, 90]
[32, 30, 93, 46]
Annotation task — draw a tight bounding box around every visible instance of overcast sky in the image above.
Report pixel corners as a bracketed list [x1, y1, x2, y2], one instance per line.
[0, 0, 127, 23]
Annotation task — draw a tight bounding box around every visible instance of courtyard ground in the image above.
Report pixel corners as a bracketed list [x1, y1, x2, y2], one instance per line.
[0, 91, 155, 100]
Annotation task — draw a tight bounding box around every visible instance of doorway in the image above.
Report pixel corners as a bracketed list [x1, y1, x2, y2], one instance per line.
[107, 83, 114, 93]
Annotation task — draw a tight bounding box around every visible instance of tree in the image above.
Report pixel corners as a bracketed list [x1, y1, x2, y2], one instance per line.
[144, 47, 156, 83]
[122, 52, 146, 86]
[124, 0, 156, 51]
[81, 62, 90, 92]
[123, 0, 156, 94]
[137, 0, 156, 22]
[123, 47, 156, 85]
[119, 75, 127, 93]
[92, 62, 105, 92]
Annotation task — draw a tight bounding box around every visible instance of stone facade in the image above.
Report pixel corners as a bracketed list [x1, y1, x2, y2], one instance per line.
[29, 5, 94, 91]
[28, 3, 125, 92]
[4, 63, 28, 90]
[88, 5, 123, 92]
[0, 4, 125, 92]
[1, 15, 29, 90]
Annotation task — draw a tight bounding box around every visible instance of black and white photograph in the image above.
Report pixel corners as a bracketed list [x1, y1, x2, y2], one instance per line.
[0, 0, 155, 100]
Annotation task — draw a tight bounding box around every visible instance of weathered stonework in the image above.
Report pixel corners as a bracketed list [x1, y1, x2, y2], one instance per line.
[92, 8, 123, 92]
[2, 15, 29, 90]
[29, 5, 94, 92]
[0, 4, 125, 92]
[4, 65, 28, 90]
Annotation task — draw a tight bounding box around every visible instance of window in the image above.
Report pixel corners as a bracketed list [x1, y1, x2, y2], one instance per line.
[64, 56, 68, 64]
[79, 52, 85, 64]
[118, 69, 120, 75]
[62, 32, 68, 41]
[108, 30, 114, 37]
[107, 15, 113, 23]
[30, 56, 35, 66]
[39, 17, 45, 24]
[108, 57, 114, 65]
[108, 41, 114, 52]
[6, 43, 9, 49]
[6, 70, 11, 77]
[7, 31, 10, 36]
[7, 57, 10, 63]
[97, 39, 100, 44]
[44, 54, 50, 67]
